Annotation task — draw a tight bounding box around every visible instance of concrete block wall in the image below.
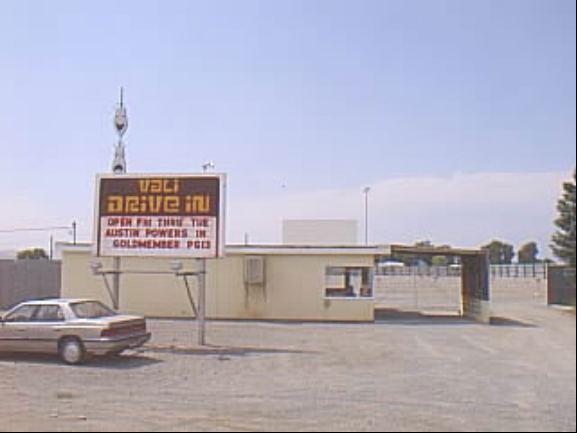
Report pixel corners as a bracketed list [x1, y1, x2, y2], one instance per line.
[0, 260, 61, 310]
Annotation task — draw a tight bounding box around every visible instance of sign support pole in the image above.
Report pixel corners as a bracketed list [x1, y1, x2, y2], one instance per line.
[112, 256, 121, 310]
[198, 258, 207, 346]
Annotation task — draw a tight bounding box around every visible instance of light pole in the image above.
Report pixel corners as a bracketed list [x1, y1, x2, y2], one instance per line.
[72, 221, 77, 245]
[363, 186, 371, 245]
[198, 161, 214, 344]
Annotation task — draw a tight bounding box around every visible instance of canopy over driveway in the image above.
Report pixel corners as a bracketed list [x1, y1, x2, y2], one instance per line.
[383, 245, 491, 323]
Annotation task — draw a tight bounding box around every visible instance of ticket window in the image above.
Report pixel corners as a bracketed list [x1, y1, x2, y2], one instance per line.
[325, 267, 373, 299]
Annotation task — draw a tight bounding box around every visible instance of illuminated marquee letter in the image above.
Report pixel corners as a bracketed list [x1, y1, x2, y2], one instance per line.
[126, 196, 140, 213]
[139, 179, 151, 193]
[165, 196, 180, 213]
[185, 195, 211, 214]
[107, 196, 124, 213]
[146, 196, 163, 213]
[164, 179, 179, 193]
[150, 179, 163, 193]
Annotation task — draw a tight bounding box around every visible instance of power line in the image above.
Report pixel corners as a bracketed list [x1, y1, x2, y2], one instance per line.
[0, 226, 72, 234]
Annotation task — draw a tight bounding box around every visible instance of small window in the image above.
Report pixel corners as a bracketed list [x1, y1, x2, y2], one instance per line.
[34, 305, 65, 322]
[4, 305, 39, 323]
[325, 267, 373, 299]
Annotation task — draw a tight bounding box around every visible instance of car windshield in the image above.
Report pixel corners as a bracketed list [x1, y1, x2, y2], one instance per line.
[70, 301, 116, 319]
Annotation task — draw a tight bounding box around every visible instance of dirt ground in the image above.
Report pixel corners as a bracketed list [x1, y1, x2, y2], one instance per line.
[0, 283, 575, 432]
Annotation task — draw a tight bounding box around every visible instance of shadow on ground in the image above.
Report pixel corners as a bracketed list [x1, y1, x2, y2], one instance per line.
[375, 308, 537, 328]
[375, 308, 474, 326]
[489, 316, 537, 328]
[144, 344, 316, 358]
[0, 352, 162, 369]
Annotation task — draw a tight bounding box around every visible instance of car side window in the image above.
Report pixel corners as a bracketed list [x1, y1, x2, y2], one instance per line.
[4, 305, 38, 323]
[34, 305, 65, 322]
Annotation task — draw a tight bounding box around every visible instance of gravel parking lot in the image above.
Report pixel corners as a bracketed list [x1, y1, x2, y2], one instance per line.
[1, 284, 575, 432]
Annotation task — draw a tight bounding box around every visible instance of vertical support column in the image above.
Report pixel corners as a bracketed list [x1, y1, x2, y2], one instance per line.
[461, 253, 491, 323]
[112, 257, 121, 310]
[110, 87, 128, 312]
[481, 253, 490, 306]
[197, 258, 207, 346]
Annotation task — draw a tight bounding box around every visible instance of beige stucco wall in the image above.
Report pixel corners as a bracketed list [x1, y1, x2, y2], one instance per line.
[61, 250, 375, 322]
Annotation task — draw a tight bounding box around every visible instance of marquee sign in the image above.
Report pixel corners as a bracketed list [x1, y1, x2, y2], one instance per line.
[94, 174, 226, 258]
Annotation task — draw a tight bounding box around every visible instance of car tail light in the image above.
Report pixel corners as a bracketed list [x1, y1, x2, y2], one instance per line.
[101, 322, 146, 338]
[101, 328, 118, 338]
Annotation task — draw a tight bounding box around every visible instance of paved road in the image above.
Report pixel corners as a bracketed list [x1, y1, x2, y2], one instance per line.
[0, 284, 575, 432]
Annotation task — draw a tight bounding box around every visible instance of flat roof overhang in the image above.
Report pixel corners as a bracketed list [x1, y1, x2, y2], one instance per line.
[226, 244, 393, 256]
[57, 242, 483, 257]
[388, 244, 483, 257]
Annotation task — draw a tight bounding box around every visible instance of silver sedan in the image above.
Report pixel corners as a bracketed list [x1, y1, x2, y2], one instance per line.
[0, 299, 151, 365]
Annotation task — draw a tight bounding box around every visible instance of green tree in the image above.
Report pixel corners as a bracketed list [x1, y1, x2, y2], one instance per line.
[17, 248, 49, 260]
[551, 170, 576, 267]
[392, 241, 457, 266]
[393, 240, 434, 266]
[431, 255, 449, 266]
[481, 240, 515, 265]
[518, 242, 539, 264]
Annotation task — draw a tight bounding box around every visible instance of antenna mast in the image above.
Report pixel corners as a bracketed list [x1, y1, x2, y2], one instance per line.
[112, 87, 128, 174]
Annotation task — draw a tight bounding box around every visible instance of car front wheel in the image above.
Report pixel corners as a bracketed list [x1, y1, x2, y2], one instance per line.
[59, 338, 86, 365]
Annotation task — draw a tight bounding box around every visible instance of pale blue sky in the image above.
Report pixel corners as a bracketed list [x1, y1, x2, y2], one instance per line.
[0, 0, 575, 255]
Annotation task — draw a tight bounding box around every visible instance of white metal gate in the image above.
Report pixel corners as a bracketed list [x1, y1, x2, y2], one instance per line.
[374, 272, 462, 313]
